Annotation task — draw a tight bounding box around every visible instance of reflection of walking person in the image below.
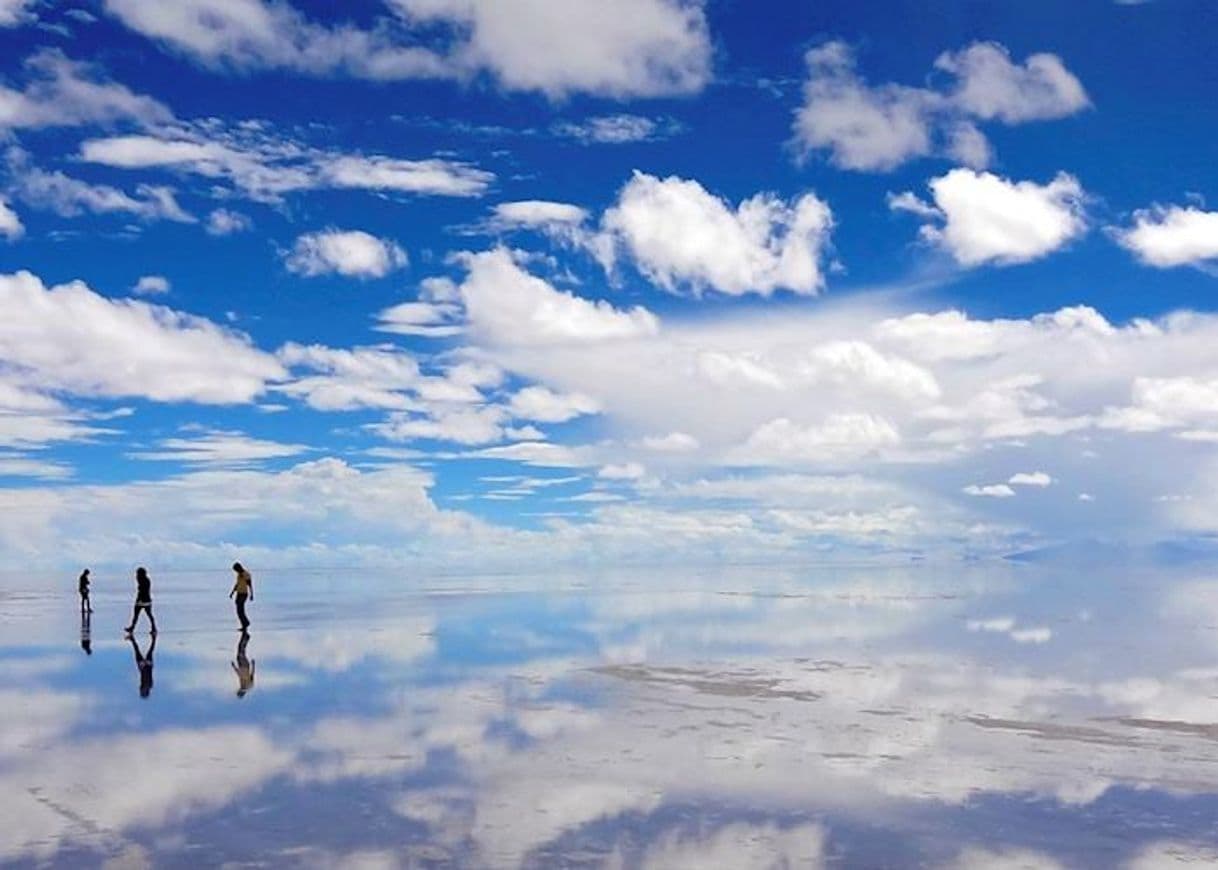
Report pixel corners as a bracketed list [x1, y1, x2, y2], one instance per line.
[124, 566, 157, 635]
[230, 562, 253, 630]
[80, 609, 92, 655]
[78, 568, 92, 614]
[128, 631, 155, 698]
[232, 630, 255, 698]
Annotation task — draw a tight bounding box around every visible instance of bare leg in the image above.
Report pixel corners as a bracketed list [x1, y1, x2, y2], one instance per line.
[126, 604, 140, 632]
[147, 607, 157, 634]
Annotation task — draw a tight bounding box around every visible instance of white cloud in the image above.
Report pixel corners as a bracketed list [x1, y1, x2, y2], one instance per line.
[1115, 205, 1218, 268]
[508, 386, 600, 423]
[641, 431, 699, 452]
[132, 274, 170, 295]
[791, 41, 1087, 171]
[456, 248, 660, 346]
[894, 169, 1086, 266]
[0, 270, 285, 405]
[963, 484, 1016, 498]
[105, 0, 711, 98]
[285, 229, 407, 279]
[602, 171, 834, 296]
[80, 132, 494, 203]
[372, 405, 509, 445]
[0, 0, 33, 27]
[1009, 471, 1052, 487]
[8, 153, 194, 224]
[741, 414, 901, 463]
[551, 114, 675, 144]
[492, 200, 588, 228]
[375, 300, 464, 338]
[0, 49, 171, 131]
[0, 197, 22, 240]
[935, 42, 1090, 123]
[131, 429, 311, 465]
[598, 462, 646, 480]
[206, 208, 252, 235]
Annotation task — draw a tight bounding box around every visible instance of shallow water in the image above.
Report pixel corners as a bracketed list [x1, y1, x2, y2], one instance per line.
[2, 563, 1218, 868]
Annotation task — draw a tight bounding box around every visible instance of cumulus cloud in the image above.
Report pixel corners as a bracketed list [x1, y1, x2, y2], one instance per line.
[1115, 205, 1218, 268]
[0, 49, 172, 131]
[206, 208, 252, 235]
[792, 41, 1088, 171]
[7, 152, 194, 224]
[0, 197, 23, 240]
[963, 483, 1016, 498]
[456, 248, 660, 346]
[601, 171, 834, 296]
[508, 386, 600, 423]
[104, 0, 711, 98]
[0, 0, 33, 27]
[285, 229, 407, 279]
[0, 271, 285, 405]
[1009, 471, 1052, 487]
[892, 169, 1086, 266]
[132, 274, 170, 295]
[741, 413, 901, 463]
[492, 200, 589, 228]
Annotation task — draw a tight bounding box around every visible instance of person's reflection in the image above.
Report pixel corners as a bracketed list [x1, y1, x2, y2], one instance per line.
[79, 610, 92, 656]
[128, 631, 156, 698]
[232, 630, 255, 698]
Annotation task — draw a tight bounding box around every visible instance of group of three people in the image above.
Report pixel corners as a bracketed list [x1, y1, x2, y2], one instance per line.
[78, 562, 255, 633]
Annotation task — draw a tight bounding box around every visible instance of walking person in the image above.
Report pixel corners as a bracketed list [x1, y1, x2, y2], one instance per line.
[232, 630, 255, 698]
[124, 566, 157, 635]
[78, 568, 92, 614]
[80, 609, 92, 656]
[128, 631, 156, 698]
[230, 562, 253, 630]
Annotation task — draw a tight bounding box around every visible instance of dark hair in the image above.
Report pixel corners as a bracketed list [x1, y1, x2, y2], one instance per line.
[232, 562, 243, 572]
[81, 568, 89, 576]
[136, 566, 148, 579]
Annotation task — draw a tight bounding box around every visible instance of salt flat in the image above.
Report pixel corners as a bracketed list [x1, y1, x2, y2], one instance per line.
[2, 563, 1217, 868]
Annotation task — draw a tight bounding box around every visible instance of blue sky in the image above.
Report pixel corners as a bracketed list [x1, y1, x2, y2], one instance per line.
[2, 0, 1218, 570]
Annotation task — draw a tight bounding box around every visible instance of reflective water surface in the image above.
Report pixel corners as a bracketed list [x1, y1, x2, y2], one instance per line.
[3, 563, 1218, 868]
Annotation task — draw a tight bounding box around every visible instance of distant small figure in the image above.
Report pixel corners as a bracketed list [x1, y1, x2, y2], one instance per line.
[80, 609, 92, 656]
[124, 566, 157, 635]
[78, 568, 92, 614]
[229, 562, 253, 630]
[232, 630, 255, 698]
[128, 631, 155, 698]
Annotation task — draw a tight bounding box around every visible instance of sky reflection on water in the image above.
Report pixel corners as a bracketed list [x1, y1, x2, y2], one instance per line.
[2, 563, 1218, 868]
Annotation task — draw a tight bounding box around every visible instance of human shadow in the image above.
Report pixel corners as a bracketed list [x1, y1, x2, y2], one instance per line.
[232, 630, 255, 698]
[128, 632, 156, 699]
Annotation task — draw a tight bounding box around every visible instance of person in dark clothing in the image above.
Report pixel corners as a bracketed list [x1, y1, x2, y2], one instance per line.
[229, 562, 253, 630]
[232, 630, 255, 698]
[78, 568, 92, 614]
[129, 631, 155, 698]
[80, 609, 92, 655]
[124, 566, 157, 635]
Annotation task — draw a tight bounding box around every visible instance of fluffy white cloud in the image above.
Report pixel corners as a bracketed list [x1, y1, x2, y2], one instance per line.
[936, 42, 1090, 123]
[1115, 205, 1218, 268]
[741, 413, 901, 463]
[1009, 471, 1052, 487]
[963, 483, 1016, 498]
[456, 248, 660, 346]
[105, 0, 711, 98]
[0, 197, 22, 240]
[508, 386, 600, 423]
[602, 172, 833, 296]
[893, 169, 1086, 266]
[285, 229, 407, 279]
[792, 41, 1087, 171]
[0, 49, 171, 130]
[206, 208, 252, 235]
[0, 0, 33, 27]
[492, 200, 588, 228]
[0, 271, 285, 405]
[7, 152, 193, 224]
[324, 155, 493, 197]
[132, 274, 170, 295]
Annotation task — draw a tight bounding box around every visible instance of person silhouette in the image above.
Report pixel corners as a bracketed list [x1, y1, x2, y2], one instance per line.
[78, 568, 92, 614]
[80, 609, 92, 655]
[124, 566, 157, 635]
[229, 562, 253, 631]
[128, 631, 155, 698]
[232, 630, 255, 698]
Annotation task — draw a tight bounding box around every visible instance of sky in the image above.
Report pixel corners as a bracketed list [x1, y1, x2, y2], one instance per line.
[2, 0, 1218, 571]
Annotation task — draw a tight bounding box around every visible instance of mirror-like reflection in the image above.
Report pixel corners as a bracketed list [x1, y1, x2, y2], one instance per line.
[2, 563, 1218, 867]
